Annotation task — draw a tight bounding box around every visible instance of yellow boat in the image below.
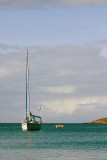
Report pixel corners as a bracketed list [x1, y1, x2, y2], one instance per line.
[56, 124, 64, 129]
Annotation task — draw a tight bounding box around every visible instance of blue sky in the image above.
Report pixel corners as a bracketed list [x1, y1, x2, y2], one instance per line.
[0, 5, 107, 46]
[0, 1, 107, 123]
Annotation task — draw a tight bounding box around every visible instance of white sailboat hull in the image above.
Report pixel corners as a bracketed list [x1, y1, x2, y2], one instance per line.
[22, 122, 27, 131]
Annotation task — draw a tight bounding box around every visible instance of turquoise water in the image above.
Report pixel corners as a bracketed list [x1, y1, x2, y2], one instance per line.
[0, 123, 107, 160]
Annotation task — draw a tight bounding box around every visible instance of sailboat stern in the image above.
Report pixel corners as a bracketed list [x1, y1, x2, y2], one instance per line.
[21, 120, 28, 131]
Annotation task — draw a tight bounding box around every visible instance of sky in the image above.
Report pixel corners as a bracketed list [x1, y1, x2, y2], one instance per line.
[0, 0, 107, 123]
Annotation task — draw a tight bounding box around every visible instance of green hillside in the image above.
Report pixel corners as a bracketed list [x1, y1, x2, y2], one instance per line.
[90, 118, 107, 124]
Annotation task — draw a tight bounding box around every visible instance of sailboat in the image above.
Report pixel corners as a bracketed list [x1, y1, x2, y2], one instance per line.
[21, 50, 42, 131]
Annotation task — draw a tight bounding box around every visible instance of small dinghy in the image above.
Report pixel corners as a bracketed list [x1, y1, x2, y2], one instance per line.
[56, 124, 64, 129]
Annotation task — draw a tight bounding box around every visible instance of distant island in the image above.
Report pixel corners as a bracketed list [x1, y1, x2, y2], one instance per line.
[90, 118, 107, 124]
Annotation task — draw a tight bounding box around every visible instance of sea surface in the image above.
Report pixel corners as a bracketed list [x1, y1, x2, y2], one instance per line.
[0, 123, 107, 160]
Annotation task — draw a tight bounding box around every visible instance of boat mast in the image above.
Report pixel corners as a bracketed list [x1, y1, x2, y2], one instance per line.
[26, 49, 31, 120]
[26, 50, 28, 120]
[27, 50, 30, 115]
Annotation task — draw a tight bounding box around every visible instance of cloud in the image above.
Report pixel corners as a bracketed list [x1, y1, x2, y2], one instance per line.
[88, 39, 107, 58]
[0, 44, 20, 54]
[0, 44, 107, 122]
[0, 0, 107, 9]
[42, 96, 107, 115]
[0, 46, 24, 79]
[37, 85, 77, 94]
